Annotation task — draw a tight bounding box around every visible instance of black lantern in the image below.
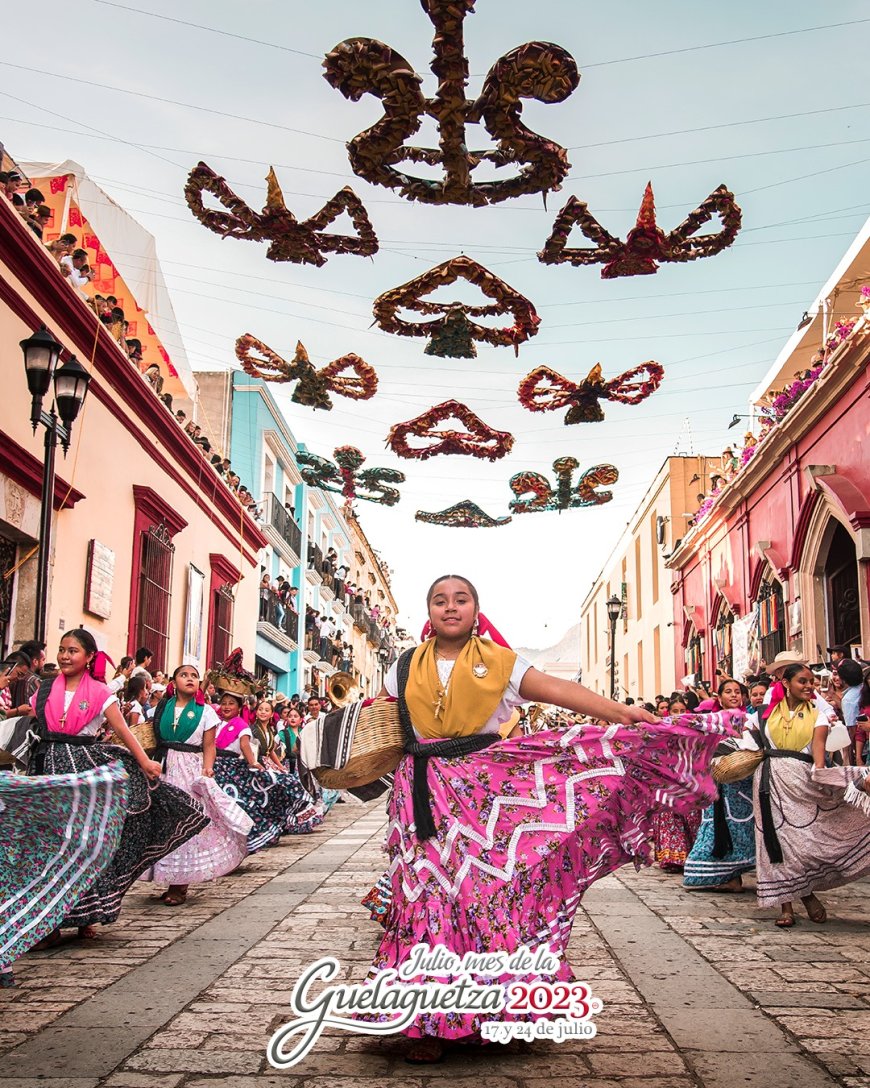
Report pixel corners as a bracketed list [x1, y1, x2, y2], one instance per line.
[53, 356, 91, 441]
[606, 594, 622, 701]
[20, 324, 62, 428]
[18, 325, 91, 642]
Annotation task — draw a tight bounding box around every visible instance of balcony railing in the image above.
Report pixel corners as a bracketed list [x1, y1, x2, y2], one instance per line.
[264, 493, 301, 558]
[308, 541, 324, 574]
[351, 602, 367, 631]
[258, 591, 299, 642]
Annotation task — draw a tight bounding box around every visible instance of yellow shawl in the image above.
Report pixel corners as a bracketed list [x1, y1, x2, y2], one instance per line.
[404, 637, 517, 739]
[766, 698, 818, 752]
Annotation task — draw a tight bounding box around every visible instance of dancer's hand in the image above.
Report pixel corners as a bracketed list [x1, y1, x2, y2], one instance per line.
[141, 759, 163, 780]
[202, 765, 214, 778]
[613, 705, 660, 726]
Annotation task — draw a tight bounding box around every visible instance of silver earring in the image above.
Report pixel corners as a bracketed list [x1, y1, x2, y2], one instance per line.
[472, 618, 480, 636]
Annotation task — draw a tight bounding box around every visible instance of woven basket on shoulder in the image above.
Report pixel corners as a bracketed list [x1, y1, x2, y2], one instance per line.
[711, 748, 763, 785]
[108, 717, 158, 755]
[314, 698, 404, 789]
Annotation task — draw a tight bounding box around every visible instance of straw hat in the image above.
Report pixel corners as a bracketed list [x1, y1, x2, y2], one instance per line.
[768, 650, 807, 675]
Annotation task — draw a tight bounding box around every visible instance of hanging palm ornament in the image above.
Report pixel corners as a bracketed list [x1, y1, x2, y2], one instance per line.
[323, 0, 579, 207]
[184, 162, 378, 266]
[518, 361, 664, 423]
[539, 183, 742, 278]
[235, 334, 378, 411]
[415, 501, 512, 528]
[509, 458, 618, 514]
[296, 446, 405, 506]
[373, 256, 540, 357]
[387, 400, 514, 461]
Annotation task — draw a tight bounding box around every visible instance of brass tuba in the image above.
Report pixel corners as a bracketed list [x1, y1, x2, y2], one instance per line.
[327, 670, 359, 707]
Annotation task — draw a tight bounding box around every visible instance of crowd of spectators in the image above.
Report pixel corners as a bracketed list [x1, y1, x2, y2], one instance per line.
[2, 171, 53, 242]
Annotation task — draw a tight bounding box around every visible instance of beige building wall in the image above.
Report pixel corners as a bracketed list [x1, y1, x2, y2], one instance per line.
[1, 205, 263, 669]
[579, 456, 718, 701]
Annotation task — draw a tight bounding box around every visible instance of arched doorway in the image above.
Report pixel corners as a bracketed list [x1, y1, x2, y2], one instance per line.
[823, 521, 860, 649]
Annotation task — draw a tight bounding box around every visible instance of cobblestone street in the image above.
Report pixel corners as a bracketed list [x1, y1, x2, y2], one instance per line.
[2, 800, 869, 1088]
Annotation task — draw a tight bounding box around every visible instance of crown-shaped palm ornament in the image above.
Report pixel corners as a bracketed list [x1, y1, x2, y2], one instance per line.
[184, 162, 378, 266]
[539, 183, 742, 278]
[387, 399, 515, 461]
[234, 334, 378, 411]
[323, 0, 579, 207]
[518, 361, 664, 423]
[297, 446, 405, 506]
[415, 501, 512, 528]
[509, 458, 618, 514]
[374, 256, 540, 357]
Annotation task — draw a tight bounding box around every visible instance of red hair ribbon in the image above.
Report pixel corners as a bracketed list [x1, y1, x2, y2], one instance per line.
[420, 611, 511, 648]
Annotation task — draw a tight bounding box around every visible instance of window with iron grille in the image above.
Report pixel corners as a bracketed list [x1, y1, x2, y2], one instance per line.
[210, 583, 234, 667]
[757, 578, 785, 665]
[714, 607, 734, 678]
[135, 521, 174, 672]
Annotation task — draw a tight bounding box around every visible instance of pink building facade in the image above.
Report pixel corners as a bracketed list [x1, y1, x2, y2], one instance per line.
[0, 189, 265, 670]
[668, 231, 870, 680]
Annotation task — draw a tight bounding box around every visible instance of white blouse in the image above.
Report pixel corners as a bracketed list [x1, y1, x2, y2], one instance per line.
[384, 653, 533, 738]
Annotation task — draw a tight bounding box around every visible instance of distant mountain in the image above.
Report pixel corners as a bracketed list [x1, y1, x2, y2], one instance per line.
[517, 623, 581, 680]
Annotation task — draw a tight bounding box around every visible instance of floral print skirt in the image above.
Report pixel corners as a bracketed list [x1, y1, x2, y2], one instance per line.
[652, 808, 702, 871]
[32, 741, 209, 927]
[213, 755, 321, 852]
[0, 764, 128, 968]
[371, 713, 740, 1040]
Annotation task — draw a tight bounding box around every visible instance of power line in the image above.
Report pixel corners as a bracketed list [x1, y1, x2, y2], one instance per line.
[90, 0, 322, 58]
[0, 62, 346, 144]
[567, 101, 870, 150]
[579, 17, 870, 69]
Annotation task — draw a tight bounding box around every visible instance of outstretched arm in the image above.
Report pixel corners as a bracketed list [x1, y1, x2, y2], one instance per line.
[518, 668, 658, 726]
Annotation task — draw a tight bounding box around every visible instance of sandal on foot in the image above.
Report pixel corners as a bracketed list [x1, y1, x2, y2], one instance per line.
[162, 891, 187, 907]
[77, 925, 100, 940]
[405, 1039, 444, 1064]
[802, 895, 827, 924]
[775, 913, 796, 928]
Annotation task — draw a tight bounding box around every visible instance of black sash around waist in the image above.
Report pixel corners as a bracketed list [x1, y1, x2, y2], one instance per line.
[159, 741, 203, 754]
[215, 748, 241, 759]
[758, 747, 813, 865]
[41, 731, 98, 746]
[395, 648, 500, 842]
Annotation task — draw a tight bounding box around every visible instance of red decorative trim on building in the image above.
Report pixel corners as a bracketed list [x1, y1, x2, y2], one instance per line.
[813, 472, 870, 537]
[127, 487, 188, 657]
[0, 429, 86, 511]
[131, 486, 188, 537]
[209, 552, 241, 587]
[205, 553, 241, 668]
[789, 489, 820, 573]
[850, 511, 870, 531]
[0, 205, 267, 564]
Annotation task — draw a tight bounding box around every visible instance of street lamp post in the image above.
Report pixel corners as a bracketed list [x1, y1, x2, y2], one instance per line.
[19, 325, 91, 643]
[606, 594, 622, 701]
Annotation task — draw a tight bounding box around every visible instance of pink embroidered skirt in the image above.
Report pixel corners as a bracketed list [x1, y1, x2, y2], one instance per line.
[370, 712, 740, 1040]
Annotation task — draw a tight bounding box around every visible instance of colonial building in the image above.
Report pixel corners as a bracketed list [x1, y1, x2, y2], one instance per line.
[667, 221, 870, 681]
[196, 370, 400, 698]
[0, 164, 264, 669]
[579, 456, 719, 699]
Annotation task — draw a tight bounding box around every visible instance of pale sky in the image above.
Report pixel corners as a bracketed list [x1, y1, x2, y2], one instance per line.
[4, 1, 869, 649]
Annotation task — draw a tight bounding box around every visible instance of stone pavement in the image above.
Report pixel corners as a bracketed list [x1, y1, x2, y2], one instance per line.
[1, 799, 869, 1088]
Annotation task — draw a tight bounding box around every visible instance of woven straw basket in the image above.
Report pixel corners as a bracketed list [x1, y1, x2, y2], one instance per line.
[109, 717, 158, 755]
[314, 698, 404, 789]
[711, 748, 763, 785]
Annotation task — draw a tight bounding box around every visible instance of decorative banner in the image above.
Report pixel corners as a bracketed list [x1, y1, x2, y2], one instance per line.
[373, 257, 540, 357]
[235, 334, 378, 411]
[387, 400, 514, 461]
[184, 162, 378, 267]
[323, 0, 578, 207]
[415, 501, 512, 528]
[297, 446, 405, 506]
[518, 361, 664, 423]
[509, 458, 618, 514]
[539, 183, 742, 278]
